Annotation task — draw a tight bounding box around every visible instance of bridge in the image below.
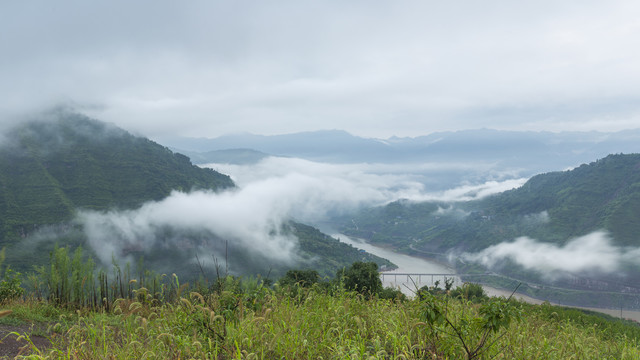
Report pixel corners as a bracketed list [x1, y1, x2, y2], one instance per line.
[380, 273, 461, 287]
[380, 272, 457, 279]
[378, 272, 501, 287]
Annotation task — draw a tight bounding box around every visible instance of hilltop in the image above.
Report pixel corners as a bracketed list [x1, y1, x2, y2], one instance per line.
[0, 113, 234, 244]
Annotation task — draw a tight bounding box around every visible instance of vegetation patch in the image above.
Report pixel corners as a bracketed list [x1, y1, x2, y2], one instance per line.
[0, 250, 639, 359]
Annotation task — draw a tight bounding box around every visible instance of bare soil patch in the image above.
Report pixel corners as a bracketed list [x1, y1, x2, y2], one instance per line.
[0, 324, 53, 359]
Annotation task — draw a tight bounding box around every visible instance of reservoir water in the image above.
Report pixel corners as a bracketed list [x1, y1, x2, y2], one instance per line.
[332, 233, 461, 295]
[333, 233, 640, 321]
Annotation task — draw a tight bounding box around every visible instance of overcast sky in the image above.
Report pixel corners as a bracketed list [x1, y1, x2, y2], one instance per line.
[2, 1, 640, 139]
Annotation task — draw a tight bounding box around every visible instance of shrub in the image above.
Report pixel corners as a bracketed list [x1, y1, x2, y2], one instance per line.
[378, 286, 407, 302]
[420, 291, 522, 359]
[278, 269, 320, 288]
[450, 282, 488, 303]
[0, 247, 24, 304]
[0, 268, 25, 304]
[336, 261, 382, 295]
[417, 277, 456, 299]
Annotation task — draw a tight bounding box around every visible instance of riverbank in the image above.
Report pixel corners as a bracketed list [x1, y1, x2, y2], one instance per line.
[333, 233, 640, 322]
[484, 286, 640, 322]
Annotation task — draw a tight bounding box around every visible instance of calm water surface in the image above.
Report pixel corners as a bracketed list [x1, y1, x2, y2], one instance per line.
[333, 233, 640, 321]
[332, 233, 461, 294]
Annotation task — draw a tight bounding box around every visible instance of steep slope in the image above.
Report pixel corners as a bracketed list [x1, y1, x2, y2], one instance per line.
[0, 113, 234, 245]
[481, 154, 640, 247]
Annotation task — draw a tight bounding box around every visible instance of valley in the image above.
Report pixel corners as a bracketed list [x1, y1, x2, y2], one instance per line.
[4, 3, 640, 357]
[1, 112, 640, 359]
[335, 232, 640, 322]
[4, 112, 640, 311]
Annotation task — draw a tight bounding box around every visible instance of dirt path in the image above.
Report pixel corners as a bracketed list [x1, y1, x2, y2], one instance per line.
[0, 324, 53, 359]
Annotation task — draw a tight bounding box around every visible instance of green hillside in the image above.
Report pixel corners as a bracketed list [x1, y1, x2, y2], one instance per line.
[290, 222, 393, 278]
[339, 153, 640, 252]
[0, 113, 234, 245]
[333, 154, 640, 305]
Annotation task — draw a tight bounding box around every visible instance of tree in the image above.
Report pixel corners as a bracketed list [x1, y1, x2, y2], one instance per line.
[337, 261, 382, 295]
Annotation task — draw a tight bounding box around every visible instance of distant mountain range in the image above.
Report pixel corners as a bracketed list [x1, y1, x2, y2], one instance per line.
[178, 148, 271, 165]
[0, 112, 392, 277]
[158, 129, 640, 177]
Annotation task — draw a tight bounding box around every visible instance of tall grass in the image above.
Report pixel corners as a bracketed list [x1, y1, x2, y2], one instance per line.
[2, 246, 640, 359]
[9, 288, 635, 359]
[27, 246, 178, 311]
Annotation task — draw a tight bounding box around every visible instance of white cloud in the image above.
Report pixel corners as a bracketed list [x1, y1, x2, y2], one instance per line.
[435, 205, 470, 218]
[206, 157, 525, 205]
[461, 231, 640, 279]
[76, 156, 527, 270]
[410, 178, 528, 203]
[523, 211, 550, 225]
[77, 187, 300, 271]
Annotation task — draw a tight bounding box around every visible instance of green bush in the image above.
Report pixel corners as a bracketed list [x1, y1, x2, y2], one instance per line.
[0, 247, 24, 304]
[336, 261, 383, 295]
[378, 286, 407, 302]
[0, 268, 24, 304]
[420, 291, 523, 359]
[278, 269, 321, 288]
[417, 277, 455, 299]
[450, 282, 488, 303]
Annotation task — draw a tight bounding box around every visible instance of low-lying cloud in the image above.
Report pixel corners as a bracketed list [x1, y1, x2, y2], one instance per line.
[522, 210, 550, 225]
[461, 231, 640, 279]
[77, 186, 300, 271]
[76, 156, 527, 273]
[411, 178, 527, 203]
[206, 156, 526, 204]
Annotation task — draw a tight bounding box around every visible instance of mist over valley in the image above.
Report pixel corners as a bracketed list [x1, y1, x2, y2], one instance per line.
[2, 111, 640, 310]
[161, 128, 640, 191]
[0, 112, 391, 280]
[171, 127, 640, 308]
[4, 3, 640, 356]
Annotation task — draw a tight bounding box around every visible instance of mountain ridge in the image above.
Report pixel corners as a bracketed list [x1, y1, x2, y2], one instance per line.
[159, 128, 640, 181]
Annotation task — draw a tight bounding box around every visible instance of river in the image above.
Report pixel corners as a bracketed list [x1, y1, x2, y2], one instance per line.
[333, 233, 640, 322]
[332, 233, 461, 295]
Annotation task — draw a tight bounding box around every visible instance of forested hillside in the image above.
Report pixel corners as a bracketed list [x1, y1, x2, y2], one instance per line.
[0, 113, 234, 246]
[339, 153, 640, 253]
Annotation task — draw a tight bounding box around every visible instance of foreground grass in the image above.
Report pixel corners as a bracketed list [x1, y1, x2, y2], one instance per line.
[3, 289, 640, 359]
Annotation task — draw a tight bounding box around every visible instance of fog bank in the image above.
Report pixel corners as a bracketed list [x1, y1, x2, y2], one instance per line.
[461, 231, 640, 279]
[77, 156, 526, 271]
